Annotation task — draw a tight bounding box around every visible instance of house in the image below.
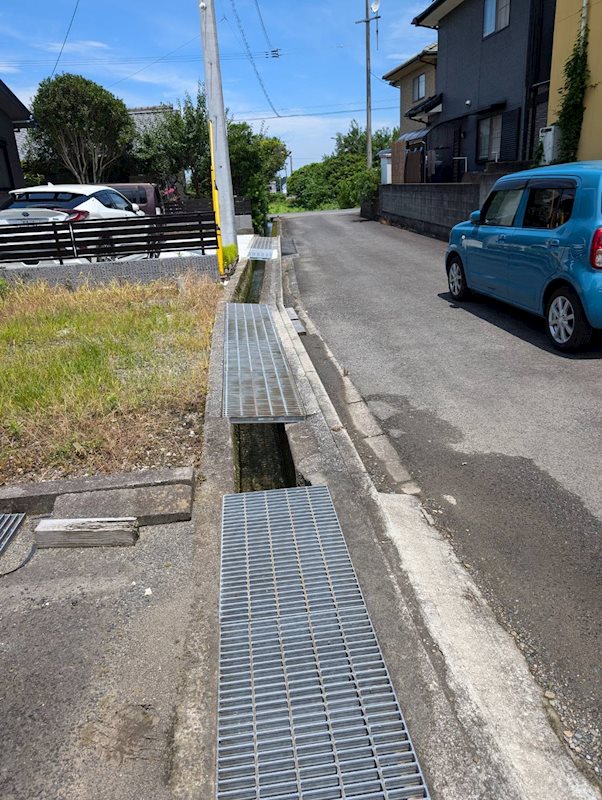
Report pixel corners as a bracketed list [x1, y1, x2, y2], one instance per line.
[382, 44, 438, 182]
[0, 80, 33, 200]
[547, 0, 601, 160]
[412, 0, 556, 180]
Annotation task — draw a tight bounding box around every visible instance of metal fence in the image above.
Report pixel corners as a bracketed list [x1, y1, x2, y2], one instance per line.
[0, 212, 218, 264]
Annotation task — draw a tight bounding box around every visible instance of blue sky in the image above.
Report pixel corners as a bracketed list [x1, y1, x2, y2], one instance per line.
[0, 0, 433, 169]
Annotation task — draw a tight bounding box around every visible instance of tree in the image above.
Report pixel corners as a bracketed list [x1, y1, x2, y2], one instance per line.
[135, 88, 211, 195]
[27, 74, 135, 183]
[334, 119, 399, 166]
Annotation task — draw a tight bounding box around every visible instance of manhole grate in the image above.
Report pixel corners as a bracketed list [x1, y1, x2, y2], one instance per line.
[248, 236, 278, 261]
[223, 303, 305, 424]
[218, 486, 430, 800]
[0, 513, 26, 556]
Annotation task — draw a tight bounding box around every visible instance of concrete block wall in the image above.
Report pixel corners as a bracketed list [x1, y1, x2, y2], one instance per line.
[379, 183, 481, 240]
[1, 254, 220, 286]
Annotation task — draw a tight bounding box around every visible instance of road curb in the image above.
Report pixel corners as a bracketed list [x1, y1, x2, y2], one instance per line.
[168, 260, 247, 800]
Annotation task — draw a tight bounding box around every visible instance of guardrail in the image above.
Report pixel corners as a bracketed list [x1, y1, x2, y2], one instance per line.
[0, 212, 218, 264]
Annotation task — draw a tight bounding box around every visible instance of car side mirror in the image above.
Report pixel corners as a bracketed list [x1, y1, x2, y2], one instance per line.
[131, 202, 140, 212]
[470, 210, 481, 225]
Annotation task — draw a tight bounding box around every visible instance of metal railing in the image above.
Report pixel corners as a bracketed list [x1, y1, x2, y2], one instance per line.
[0, 212, 218, 264]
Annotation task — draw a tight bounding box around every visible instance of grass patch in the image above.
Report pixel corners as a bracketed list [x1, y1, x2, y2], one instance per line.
[0, 276, 223, 483]
[268, 197, 338, 215]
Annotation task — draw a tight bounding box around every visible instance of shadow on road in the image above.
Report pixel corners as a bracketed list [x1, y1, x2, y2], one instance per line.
[438, 291, 602, 359]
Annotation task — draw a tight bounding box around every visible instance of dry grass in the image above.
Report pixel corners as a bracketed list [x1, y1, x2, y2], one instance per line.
[0, 275, 223, 483]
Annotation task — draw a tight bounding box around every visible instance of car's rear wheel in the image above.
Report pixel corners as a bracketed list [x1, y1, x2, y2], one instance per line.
[545, 286, 592, 352]
[447, 256, 470, 301]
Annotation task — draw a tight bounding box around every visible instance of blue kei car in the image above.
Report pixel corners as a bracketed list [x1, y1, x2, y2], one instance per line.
[446, 161, 602, 351]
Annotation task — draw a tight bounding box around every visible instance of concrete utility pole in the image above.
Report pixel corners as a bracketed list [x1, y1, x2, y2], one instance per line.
[198, 0, 236, 246]
[365, 0, 372, 169]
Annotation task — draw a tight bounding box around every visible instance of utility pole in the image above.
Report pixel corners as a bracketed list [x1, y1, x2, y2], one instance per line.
[198, 0, 236, 247]
[356, 2, 381, 170]
[365, 0, 372, 169]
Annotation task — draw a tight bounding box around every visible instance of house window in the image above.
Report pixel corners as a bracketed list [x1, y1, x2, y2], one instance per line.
[477, 114, 503, 161]
[412, 73, 426, 102]
[483, 0, 510, 36]
[0, 143, 13, 191]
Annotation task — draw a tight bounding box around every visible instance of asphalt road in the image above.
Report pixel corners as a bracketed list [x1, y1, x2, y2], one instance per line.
[284, 210, 602, 773]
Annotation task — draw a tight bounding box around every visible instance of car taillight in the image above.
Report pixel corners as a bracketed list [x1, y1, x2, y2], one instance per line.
[591, 228, 602, 269]
[64, 210, 89, 222]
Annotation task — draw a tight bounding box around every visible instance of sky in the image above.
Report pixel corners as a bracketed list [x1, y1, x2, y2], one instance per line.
[0, 0, 434, 171]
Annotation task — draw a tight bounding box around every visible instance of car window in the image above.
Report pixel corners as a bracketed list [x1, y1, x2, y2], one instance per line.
[93, 190, 114, 208]
[115, 186, 146, 205]
[0, 191, 85, 209]
[108, 191, 131, 211]
[482, 189, 524, 227]
[522, 187, 576, 229]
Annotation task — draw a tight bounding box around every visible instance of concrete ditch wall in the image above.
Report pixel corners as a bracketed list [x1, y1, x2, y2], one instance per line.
[1, 254, 220, 286]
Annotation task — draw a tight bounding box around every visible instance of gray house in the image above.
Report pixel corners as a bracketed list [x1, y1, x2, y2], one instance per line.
[0, 81, 33, 201]
[413, 0, 556, 180]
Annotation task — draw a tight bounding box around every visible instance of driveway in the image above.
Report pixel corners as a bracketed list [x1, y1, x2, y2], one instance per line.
[283, 210, 602, 772]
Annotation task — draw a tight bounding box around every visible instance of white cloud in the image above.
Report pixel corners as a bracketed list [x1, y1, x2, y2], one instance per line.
[0, 64, 20, 74]
[42, 39, 110, 55]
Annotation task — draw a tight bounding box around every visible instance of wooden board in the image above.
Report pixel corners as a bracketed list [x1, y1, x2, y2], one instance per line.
[35, 517, 139, 548]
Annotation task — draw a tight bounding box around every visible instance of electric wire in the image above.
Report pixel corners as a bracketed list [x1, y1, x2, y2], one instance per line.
[253, 0, 274, 51]
[49, 0, 81, 78]
[108, 35, 201, 88]
[229, 0, 281, 117]
[234, 103, 398, 121]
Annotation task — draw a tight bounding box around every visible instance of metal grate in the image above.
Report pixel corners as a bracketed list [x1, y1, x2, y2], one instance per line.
[218, 487, 430, 800]
[248, 236, 278, 261]
[223, 304, 305, 424]
[0, 513, 26, 556]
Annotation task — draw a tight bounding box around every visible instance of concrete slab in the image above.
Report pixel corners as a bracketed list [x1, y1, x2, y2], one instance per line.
[52, 484, 192, 527]
[0, 467, 195, 515]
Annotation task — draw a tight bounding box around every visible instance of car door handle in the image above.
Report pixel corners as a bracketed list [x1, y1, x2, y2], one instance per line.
[546, 238, 560, 247]
[498, 234, 506, 242]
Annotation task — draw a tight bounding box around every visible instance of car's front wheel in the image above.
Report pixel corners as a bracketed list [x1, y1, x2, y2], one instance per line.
[545, 286, 592, 352]
[447, 256, 470, 301]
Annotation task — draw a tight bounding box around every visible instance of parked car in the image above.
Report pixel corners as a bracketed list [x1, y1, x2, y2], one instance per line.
[446, 162, 602, 351]
[107, 183, 164, 215]
[0, 184, 145, 225]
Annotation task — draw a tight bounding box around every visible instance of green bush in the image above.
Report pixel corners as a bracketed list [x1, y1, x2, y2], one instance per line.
[335, 167, 380, 209]
[0, 277, 8, 299]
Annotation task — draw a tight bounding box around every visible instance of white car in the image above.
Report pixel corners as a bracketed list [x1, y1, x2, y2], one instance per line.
[0, 184, 145, 225]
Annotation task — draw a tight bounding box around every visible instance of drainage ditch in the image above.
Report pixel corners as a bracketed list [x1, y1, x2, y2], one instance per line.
[232, 259, 299, 494]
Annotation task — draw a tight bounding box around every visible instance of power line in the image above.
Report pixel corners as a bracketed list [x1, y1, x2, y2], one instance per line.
[235, 104, 398, 122]
[3, 50, 284, 68]
[228, 0, 281, 117]
[50, 0, 80, 78]
[107, 35, 201, 88]
[253, 0, 273, 51]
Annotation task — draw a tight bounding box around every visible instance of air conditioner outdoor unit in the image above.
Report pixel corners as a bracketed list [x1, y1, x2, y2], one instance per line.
[539, 125, 561, 164]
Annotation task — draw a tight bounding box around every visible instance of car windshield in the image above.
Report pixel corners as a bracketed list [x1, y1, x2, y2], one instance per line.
[0, 192, 85, 210]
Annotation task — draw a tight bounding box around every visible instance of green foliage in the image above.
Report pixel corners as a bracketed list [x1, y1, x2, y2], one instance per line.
[334, 119, 399, 167]
[0, 278, 8, 300]
[556, 27, 590, 163]
[336, 167, 380, 209]
[26, 73, 135, 183]
[136, 91, 287, 232]
[287, 120, 395, 211]
[223, 243, 238, 269]
[136, 88, 210, 194]
[532, 138, 545, 168]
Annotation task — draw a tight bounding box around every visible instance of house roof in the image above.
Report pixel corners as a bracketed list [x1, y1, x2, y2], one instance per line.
[0, 80, 32, 126]
[382, 43, 437, 86]
[413, 0, 466, 28]
[128, 105, 173, 134]
[405, 93, 443, 118]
